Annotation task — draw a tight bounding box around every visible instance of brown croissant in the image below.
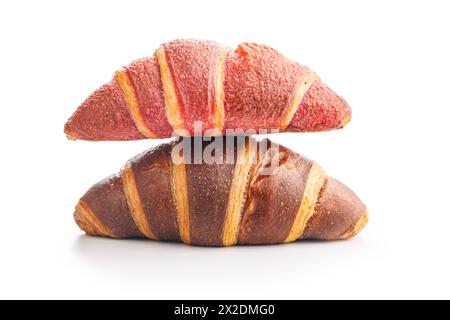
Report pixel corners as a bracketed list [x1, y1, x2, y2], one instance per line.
[64, 39, 351, 141]
[74, 137, 367, 246]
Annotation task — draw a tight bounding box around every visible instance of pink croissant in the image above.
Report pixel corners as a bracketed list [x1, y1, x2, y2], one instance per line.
[65, 39, 351, 140]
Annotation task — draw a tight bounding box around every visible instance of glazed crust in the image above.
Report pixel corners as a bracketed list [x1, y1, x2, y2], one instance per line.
[65, 39, 351, 140]
[76, 174, 143, 238]
[289, 81, 351, 132]
[184, 138, 237, 246]
[238, 141, 313, 244]
[73, 137, 367, 246]
[124, 57, 173, 138]
[301, 178, 367, 240]
[64, 80, 144, 141]
[162, 40, 228, 133]
[128, 143, 181, 241]
[224, 43, 309, 130]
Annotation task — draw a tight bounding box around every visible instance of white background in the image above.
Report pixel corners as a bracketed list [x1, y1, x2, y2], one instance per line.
[1, 0, 449, 299]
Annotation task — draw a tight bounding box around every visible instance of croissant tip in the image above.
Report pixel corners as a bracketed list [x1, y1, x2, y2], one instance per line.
[339, 113, 352, 129]
[341, 211, 369, 239]
[64, 129, 78, 140]
[64, 121, 79, 140]
[74, 209, 95, 236]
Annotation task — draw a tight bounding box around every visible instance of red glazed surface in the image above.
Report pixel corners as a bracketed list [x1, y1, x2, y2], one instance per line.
[224, 43, 309, 131]
[125, 57, 173, 138]
[289, 81, 351, 132]
[64, 80, 144, 141]
[163, 39, 226, 133]
[65, 40, 352, 140]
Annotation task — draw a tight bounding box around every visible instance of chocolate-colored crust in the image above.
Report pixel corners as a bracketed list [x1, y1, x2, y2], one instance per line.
[129, 144, 180, 241]
[301, 178, 366, 240]
[74, 138, 367, 246]
[79, 174, 143, 238]
[183, 138, 237, 246]
[238, 141, 313, 244]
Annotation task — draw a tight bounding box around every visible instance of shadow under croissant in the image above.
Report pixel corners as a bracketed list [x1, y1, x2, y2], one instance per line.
[72, 234, 369, 283]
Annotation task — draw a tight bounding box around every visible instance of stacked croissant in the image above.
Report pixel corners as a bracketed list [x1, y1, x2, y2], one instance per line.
[65, 39, 368, 246]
